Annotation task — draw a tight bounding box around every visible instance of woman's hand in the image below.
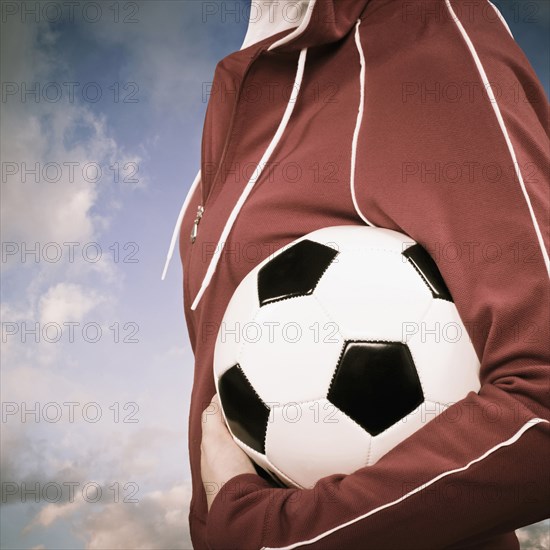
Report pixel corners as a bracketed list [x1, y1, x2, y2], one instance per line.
[200, 394, 256, 511]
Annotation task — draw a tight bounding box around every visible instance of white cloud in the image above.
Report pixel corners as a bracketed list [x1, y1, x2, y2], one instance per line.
[39, 282, 104, 324]
[1, 282, 107, 373]
[517, 520, 550, 550]
[1, 101, 141, 254]
[21, 480, 193, 550]
[81, 483, 192, 550]
[25, 501, 85, 533]
[1, 19, 142, 270]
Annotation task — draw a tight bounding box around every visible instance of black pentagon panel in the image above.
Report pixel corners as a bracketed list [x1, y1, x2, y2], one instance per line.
[402, 244, 453, 302]
[327, 341, 424, 436]
[218, 365, 269, 454]
[258, 239, 338, 307]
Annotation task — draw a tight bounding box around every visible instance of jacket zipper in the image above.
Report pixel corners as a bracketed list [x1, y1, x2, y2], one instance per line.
[191, 48, 265, 244]
[190, 205, 204, 243]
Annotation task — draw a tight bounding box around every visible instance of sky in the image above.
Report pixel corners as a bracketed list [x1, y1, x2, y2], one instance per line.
[1, 1, 548, 549]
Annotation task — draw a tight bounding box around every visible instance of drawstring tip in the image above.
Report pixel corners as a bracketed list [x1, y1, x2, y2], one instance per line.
[161, 257, 170, 281]
[190, 281, 208, 310]
[190, 294, 200, 311]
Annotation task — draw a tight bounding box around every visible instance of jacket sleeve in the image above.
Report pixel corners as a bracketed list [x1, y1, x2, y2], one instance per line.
[205, 2, 550, 549]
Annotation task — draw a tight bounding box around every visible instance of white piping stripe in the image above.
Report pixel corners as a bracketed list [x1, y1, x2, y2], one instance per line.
[444, 0, 549, 279]
[190, 48, 309, 310]
[487, 1, 514, 38]
[268, 0, 317, 51]
[161, 168, 201, 280]
[262, 418, 548, 550]
[350, 19, 376, 227]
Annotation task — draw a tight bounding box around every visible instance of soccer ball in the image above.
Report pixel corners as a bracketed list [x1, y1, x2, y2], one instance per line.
[213, 226, 480, 489]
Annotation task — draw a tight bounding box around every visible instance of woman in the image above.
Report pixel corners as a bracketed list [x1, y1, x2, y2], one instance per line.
[164, 0, 549, 548]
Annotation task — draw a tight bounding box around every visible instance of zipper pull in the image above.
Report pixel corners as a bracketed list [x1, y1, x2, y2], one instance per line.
[190, 205, 204, 243]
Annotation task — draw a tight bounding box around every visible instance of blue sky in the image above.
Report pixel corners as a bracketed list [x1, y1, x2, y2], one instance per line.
[1, 1, 548, 548]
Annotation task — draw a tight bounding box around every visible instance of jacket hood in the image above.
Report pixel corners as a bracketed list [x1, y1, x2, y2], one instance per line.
[242, 0, 371, 53]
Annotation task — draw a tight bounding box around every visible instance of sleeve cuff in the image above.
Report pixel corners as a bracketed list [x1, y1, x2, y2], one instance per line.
[206, 473, 276, 548]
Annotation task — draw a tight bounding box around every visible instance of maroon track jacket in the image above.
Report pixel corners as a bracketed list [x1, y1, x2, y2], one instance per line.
[171, 0, 550, 548]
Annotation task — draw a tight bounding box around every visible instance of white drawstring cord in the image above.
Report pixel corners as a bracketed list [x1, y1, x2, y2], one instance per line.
[161, 169, 202, 280]
[350, 19, 376, 227]
[167, 21, 373, 299]
[190, 47, 309, 310]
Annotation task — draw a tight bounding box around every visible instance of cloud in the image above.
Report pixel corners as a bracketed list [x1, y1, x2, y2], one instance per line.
[4, 426, 192, 548]
[20, 478, 193, 550]
[79, 483, 192, 550]
[1, 281, 108, 374]
[39, 282, 104, 324]
[1, 429, 92, 506]
[25, 501, 85, 533]
[517, 521, 550, 550]
[1, 18, 142, 270]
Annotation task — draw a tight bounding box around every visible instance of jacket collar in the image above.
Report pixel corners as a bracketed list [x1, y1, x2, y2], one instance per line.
[241, 0, 371, 53]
